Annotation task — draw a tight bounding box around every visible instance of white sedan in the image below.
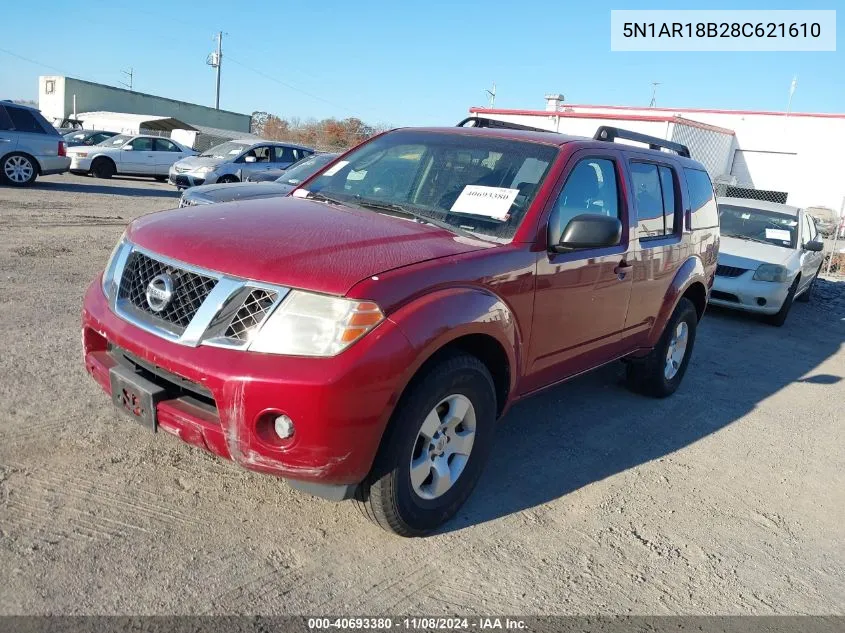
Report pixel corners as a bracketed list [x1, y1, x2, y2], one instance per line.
[711, 197, 825, 326]
[67, 134, 196, 180]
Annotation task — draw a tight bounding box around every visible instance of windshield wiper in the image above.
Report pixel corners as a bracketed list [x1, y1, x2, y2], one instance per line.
[353, 198, 474, 238]
[723, 232, 777, 246]
[307, 191, 351, 206]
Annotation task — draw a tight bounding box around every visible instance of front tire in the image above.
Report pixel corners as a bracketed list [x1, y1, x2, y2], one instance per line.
[626, 298, 698, 398]
[1, 153, 38, 186]
[765, 277, 798, 326]
[355, 352, 497, 537]
[217, 174, 239, 183]
[91, 157, 116, 179]
[153, 175, 168, 182]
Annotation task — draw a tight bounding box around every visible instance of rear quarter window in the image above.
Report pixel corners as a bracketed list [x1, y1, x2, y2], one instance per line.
[6, 107, 50, 134]
[684, 168, 718, 229]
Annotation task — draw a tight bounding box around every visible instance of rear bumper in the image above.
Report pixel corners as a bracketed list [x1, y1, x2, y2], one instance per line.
[69, 156, 92, 172]
[40, 155, 71, 175]
[82, 278, 417, 488]
[710, 274, 790, 315]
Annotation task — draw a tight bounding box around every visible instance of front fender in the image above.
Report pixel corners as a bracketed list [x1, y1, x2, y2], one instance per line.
[388, 286, 522, 411]
[646, 255, 708, 347]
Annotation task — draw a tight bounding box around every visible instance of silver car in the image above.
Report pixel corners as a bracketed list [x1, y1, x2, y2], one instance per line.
[0, 101, 71, 186]
[711, 197, 825, 326]
[169, 139, 314, 188]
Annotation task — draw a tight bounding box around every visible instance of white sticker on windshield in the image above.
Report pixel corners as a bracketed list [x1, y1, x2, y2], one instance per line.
[741, 213, 751, 219]
[449, 185, 520, 221]
[322, 160, 349, 177]
[765, 228, 791, 241]
[292, 188, 309, 198]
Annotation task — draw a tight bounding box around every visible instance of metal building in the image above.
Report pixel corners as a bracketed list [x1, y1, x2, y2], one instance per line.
[468, 95, 845, 217]
[38, 75, 250, 133]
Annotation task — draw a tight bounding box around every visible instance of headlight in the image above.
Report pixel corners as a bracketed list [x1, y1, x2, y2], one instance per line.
[195, 165, 215, 174]
[248, 290, 384, 357]
[102, 233, 128, 301]
[753, 264, 789, 283]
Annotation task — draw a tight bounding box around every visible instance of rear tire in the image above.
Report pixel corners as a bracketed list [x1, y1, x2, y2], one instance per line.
[1, 153, 38, 186]
[153, 175, 168, 182]
[626, 298, 698, 398]
[91, 157, 116, 179]
[765, 277, 798, 326]
[355, 352, 497, 537]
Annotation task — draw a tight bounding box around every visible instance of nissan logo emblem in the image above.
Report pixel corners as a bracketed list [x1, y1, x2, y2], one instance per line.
[145, 273, 174, 313]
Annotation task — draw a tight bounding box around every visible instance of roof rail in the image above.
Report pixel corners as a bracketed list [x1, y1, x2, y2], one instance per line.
[456, 116, 553, 134]
[593, 126, 690, 158]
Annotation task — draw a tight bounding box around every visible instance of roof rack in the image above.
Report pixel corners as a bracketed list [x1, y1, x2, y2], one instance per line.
[456, 116, 553, 134]
[593, 126, 690, 158]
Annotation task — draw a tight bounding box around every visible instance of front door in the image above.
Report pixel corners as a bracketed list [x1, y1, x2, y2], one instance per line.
[122, 137, 156, 174]
[524, 151, 634, 394]
[152, 138, 185, 175]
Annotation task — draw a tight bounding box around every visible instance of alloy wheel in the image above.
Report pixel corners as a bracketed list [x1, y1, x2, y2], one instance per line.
[664, 321, 689, 380]
[4, 156, 34, 183]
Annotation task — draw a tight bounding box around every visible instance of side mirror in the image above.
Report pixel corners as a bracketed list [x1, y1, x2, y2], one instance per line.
[804, 240, 824, 252]
[244, 155, 257, 163]
[554, 214, 622, 252]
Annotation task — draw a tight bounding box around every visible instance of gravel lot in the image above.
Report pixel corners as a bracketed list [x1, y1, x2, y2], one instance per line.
[1, 173, 843, 615]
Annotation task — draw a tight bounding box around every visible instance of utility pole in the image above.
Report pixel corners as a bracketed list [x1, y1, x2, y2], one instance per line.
[119, 67, 133, 91]
[649, 82, 661, 108]
[206, 32, 223, 109]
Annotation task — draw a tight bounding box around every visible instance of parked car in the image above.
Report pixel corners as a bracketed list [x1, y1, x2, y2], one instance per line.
[169, 139, 314, 188]
[180, 153, 341, 206]
[81, 120, 717, 536]
[711, 197, 825, 326]
[0, 100, 70, 186]
[67, 134, 196, 180]
[63, 129, 119, 147]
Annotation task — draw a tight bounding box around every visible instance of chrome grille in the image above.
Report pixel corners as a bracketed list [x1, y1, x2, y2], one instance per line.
[224, 289, 278, 341]
[174, 165, 191, 173]
[118, 251, 217, 328]
[179, 197, 197, 208]
[715, 264, 747, 278]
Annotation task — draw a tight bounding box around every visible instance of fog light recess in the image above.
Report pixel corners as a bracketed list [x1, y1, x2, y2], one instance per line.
[274, 415, 295, 440]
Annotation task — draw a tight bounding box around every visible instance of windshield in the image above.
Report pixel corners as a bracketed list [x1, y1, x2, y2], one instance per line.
[276, 153, 338, 186]
[199, 141, 250, 160]
[98, 134, 132, 147]
[719, 204, 799, 249]
[63, 131, 88, 141]
[306, 130, 558, 243]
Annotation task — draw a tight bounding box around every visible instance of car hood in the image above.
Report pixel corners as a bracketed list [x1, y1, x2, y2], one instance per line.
[174, 155, 224, 171]
[126, 197, 493, 295]
[718, 235, 796, 268]
[186, 182, 293, 203]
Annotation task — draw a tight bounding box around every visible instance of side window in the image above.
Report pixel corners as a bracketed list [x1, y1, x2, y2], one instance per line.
[6, 107, 47, 134]
[684, 168, 718, 229]
[154, 138, 179, 152]
[251, 146, 271, 162]
[274, 146, 296, 163]
[0, 106, 13, 131]
[802, 215, 815, 244]
[129, 137, 154, 151]
[90, 133, 110, 144]
[659, 166, 676, 234]
[807, 215, 818, 241]
[549, 158, 619, 246]
[630, 162, 664, 238]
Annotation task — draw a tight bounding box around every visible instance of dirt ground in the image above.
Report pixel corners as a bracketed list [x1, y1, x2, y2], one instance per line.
[0, 174, 843, 615]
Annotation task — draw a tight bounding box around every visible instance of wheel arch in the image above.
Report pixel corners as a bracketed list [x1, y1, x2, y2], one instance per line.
[646, 255, 709, 347]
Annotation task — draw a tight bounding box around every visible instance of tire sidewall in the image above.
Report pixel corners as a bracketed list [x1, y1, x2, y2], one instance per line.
[381, 358, 496, 534]
[92, 157, 116, 179]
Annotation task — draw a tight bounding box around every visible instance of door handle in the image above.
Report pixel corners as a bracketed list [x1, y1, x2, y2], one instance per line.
[614, 261, 633, 278]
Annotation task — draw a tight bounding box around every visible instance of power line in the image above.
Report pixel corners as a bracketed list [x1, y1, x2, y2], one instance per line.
[226, 55, 368, 118]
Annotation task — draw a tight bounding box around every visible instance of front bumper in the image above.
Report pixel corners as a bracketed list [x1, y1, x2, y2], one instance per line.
[68, 156, 92, 173]
[82, 279, 417, 488]
[710, 272, 791, 315]
[168, 167, 210, 188]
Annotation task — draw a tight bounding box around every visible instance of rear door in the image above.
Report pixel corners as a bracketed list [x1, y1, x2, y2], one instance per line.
[272, 145, 298, 170]
[122, 136, 156, 174]
[0, 106, 17, 153]
[799, 213, 823, 289]
[152, 138, 185, 175]
[621, 154, 685, 350]
[524, 149, 635, 393]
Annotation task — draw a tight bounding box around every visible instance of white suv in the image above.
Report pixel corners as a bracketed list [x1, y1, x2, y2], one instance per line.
[0, 101, 70, 186]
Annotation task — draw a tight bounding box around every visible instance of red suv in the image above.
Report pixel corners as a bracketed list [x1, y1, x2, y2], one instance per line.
[82, 119, 718, 536]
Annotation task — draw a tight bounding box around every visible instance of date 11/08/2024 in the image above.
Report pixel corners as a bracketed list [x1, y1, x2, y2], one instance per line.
[307, 617, 528, 630]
